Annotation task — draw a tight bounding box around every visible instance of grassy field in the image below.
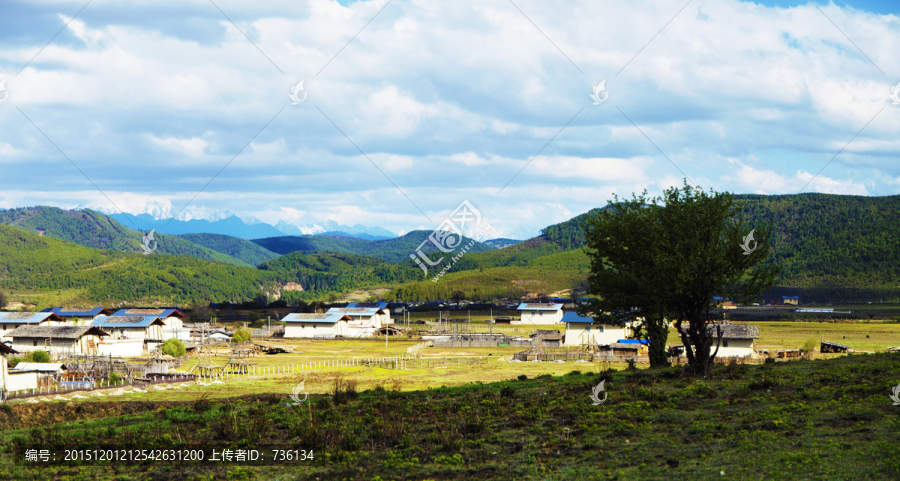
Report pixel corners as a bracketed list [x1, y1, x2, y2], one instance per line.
[2, 352, 899, 480]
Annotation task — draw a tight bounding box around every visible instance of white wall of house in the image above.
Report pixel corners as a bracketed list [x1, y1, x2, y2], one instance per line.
[162, 317, 184, 331]
[565, 324, 627, 347]
[103, 325, 162, 341]
[11, 334, 104, 356]
[520, 310, 564, 325]
[97, 339, 144, 357]
[161, 327, 190, 341]
[284, 321, 348, 338]
[714, 339, 756, 357]
[344, 320, 377, 338]
[4, 370, 38, 391]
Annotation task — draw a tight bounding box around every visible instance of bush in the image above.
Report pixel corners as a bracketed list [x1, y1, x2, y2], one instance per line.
[30, 350, 51, 363]
[9, 356, 22, 368]
[161, 339, 186, 358]
[517, 374, 528, 381]
[802, 338, 817, 360]
[232, 328, 252, 344]
[109, 371, 121, 384]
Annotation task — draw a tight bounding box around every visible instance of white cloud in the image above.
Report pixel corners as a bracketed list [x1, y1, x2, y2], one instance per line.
[150, 136, 209, 157]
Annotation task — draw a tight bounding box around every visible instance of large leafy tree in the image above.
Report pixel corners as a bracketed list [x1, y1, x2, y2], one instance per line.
[582, 182, 779, 372]
[581, 192, 672, 367]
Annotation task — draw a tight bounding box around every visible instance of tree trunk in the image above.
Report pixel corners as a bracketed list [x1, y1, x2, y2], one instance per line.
[646, 316, 670, 368]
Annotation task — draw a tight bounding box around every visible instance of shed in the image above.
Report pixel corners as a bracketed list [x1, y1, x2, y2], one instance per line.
[820, 341, 850, 353]
[283, 312, 351, 338]
[516, 303, 564, 325]
[5, 325, 109, 356]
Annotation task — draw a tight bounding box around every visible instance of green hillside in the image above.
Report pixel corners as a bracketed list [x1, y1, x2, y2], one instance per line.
[385, 249, 590, 302]
[259, 251, 423, 302]
[0, 226, 429, 306]
[0, 207, 251, 268]
[0, 225, 279, 307]
[252, 230, 495, 263]
[384, 194, 900, 302]
[179, 233, 279, 266]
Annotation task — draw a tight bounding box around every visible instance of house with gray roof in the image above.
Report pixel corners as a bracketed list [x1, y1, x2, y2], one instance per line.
[0, 312, 66, 339]
[5, 325, 109, 356]
[708, 324, 760, 358]
[112, 308, 187, 341]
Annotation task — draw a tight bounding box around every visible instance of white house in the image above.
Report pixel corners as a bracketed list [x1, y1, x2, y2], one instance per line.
[561, 311, 629, 348]
[5, 325, 109, 356]
[209, 330, 233, 342]
[327, 305, 388, 337]
[708, 324, 760, 358]
[0, 312, 66, 339]
[43, 307, 113, 324]
[112, 308, 187, 340]
[283, 312, 352, 338]
[517, 303, 565, 325]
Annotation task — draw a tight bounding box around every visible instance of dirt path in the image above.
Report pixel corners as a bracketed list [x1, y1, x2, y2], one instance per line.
[82, 259, 126, 271]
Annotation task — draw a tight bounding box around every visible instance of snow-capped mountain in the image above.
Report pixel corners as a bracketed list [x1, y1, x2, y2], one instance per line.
[274, 220, 396, 239]
[83, 200, 233, 222]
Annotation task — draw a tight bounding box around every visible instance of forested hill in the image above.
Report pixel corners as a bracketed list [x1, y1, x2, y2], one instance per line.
[493, 193, 900, 289]
[0, 225, 282, 306]
[179, 233, 280, 266]
[252, 230, 495, 263]
[0, 207, 252, 267]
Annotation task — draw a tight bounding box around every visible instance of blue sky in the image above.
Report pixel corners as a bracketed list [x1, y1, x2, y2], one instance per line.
[1, 0, 899, 239]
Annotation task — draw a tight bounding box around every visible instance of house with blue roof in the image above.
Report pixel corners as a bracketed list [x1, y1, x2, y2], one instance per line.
[283, 312, 353, 338]
[0, 312, 66, 339]
[561, 311, 629, 347]
[346, 302, 392, 325]
[328, 303, 391, 336]
[91, 315, 166, 340]
[43, 307, 113, 323]
[782, 296, 800, 306]
[517, 303, 564, 325]
[91, 315, 166, 357]
[113, 308, 187, 341]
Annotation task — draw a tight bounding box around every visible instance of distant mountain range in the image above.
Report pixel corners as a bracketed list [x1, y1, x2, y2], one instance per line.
[99, 213, 397, 241]
[2, 193, 899, 306]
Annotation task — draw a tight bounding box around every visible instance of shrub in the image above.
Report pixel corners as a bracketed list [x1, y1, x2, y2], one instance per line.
[109, 371, 121, 384]
[802, 338, 817, 360]
[232, 328, 252, 344]
[9, 356, 22, 368]
[161, 339, 186, 358]
[500, 386, 516, 398]
[30, 350, 51, 363]
[517, 374, 528, 381]
[331, 376, 359, 405]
